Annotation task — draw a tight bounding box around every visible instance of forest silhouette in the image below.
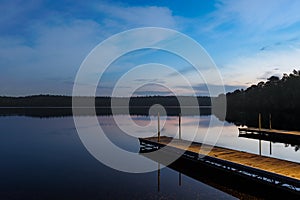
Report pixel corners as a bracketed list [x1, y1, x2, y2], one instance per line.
[224, 69, 300, 112]
[215, 69, 300, 131]
[0, 69, 299, 130]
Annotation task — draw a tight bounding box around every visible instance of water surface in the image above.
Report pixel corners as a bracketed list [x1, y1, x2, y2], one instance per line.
[0, 114, 298, 199]
[0, 116, 236, 199]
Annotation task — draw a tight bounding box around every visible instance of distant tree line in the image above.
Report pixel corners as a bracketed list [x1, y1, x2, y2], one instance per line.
[213, 69, 300, 130]
[0, 95, 212, 117]
[0, 95, 211, 107]
[224, 69, 300, 112]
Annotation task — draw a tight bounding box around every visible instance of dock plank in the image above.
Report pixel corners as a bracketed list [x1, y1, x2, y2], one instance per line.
[143, 136, 300, 180]
[239, 127, 300, 136]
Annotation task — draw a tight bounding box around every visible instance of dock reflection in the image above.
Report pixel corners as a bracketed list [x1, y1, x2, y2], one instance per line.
[238, 130, 300, 152]
[140, 145, 300, 199]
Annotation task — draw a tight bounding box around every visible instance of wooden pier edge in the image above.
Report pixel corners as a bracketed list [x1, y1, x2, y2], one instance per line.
[139, 137, 300, 198]
[238, 127, 300, 137]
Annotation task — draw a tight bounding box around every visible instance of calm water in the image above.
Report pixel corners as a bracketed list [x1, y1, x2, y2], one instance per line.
[0, 115, 298, 199]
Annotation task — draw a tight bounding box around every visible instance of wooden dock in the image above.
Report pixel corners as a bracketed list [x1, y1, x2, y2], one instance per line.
[141, 136, 300, 179]
[239, 127, 300, 137]
[139, 136, 300, 195]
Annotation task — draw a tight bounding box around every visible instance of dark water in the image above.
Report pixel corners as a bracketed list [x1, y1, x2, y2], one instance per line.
[0, 116, 236, 200]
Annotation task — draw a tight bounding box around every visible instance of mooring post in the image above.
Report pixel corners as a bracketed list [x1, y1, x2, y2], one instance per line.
[179, 113, 182, 140]
[269, 113, 272, 130]
[258, 113, 262, 131]
[157, 163, 160, 192]
[179, 172, 182, 186]
[259, 139, 262, 156]
[158, 112, 160, 142]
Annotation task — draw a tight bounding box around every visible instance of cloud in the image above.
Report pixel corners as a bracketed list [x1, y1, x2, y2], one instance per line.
[97, 3, 178, 29]
[168, 65, 195, 77]
[260, 37, 300, 51]
[0, 1, 182, 96]
[2, 0, 299, 97]
[200, 0, 300, 86]
[0, 0, 43, 36]
[133, 90, 173, 96]
[0, 18, 104, 96]
[132, 83, 174, 96]
[257, 70, 281, 81]
[198, 0, 300, 63]
[134, 78, 165, 84]
[210, 0, 300, 32]
[222, 47, 300, 86]
[176, 83, 244, 96]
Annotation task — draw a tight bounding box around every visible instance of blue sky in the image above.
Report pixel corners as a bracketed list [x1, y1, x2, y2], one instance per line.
[1, 0, 300, 96]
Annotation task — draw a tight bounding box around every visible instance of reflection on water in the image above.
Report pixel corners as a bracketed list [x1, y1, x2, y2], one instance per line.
[128, 115, 300, 163]
[0, 114, 298, 199]
[222, 110, 300, 131]
[0, 116, 236, 199]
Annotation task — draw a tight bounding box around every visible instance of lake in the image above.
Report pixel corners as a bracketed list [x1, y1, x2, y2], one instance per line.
[0, 114, 299, 199]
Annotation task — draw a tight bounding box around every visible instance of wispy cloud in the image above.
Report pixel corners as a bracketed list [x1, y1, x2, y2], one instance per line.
[1, 0, 300, 96]
[257, 69, 281, 81]
[0, 0, 182, 96]
[176, 83, 244, 96]
[222, 47, 300, 86]
[97, 2, 178, 29]
[259, 37, 300, 51]
[133, 90, 173, 96]
[132, 83, 174, 96]
[134, 78, 165, 84]
[208, 0, 300, 33]
[196, 0, 300, 87]
[167, 65, 195, 77]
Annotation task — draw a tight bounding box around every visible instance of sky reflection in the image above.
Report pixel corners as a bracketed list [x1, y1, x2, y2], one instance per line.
[105, 114, 300, 163]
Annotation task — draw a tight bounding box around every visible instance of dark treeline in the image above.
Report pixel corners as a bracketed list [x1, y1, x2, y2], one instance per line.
[214, 69, 300, 130]
[0, 95, 211, 107]
[225, 69, 300, 112]
[0, 95, 211, 117]
[0, 107, 212, 118]
[2, 69, 300, 130]
[222, 110, 300, 131]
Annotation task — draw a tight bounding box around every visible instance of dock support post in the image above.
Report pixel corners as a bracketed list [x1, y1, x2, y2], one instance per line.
[269, 114, 272, 130]
[157, 163, 160, 192]
[259, 113, 262, 131]
[158, 112, 160, 142]
[179, 172, 182, 186]
[179, 113, 182, 140]
[259, 139, 262, 156]
[270, 141, 272, 155]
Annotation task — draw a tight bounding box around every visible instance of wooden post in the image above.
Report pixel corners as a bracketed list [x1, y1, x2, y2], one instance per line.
[269, 141, 272, 155]
[157, 163, 160, 192]
[179, 113, 182, 140]
[259, 113, 262, 155]
[179, 172, 182, 186]
[258, 113, 262, 131]
[158, 112, 160, 142]
[269, 114, 272, 130]
[259, 139, 262, 156]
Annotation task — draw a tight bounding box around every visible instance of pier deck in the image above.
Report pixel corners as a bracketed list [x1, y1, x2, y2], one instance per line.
[140, 136, 300, 194]
[238, 127, 300, 137]
[141, 136, 300, 180]
[140, 136, 300, 198]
